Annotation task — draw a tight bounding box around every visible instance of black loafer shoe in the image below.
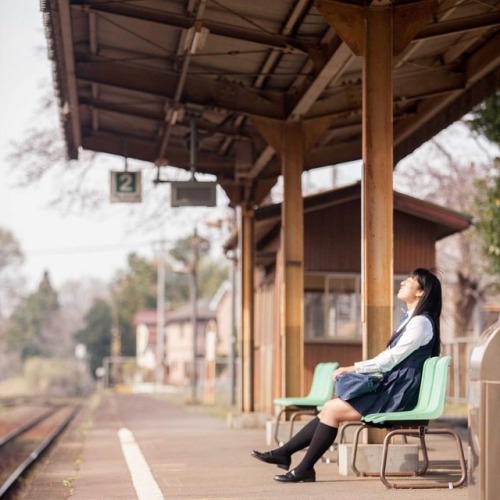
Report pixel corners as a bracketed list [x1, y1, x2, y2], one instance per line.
[274, 468, 316, 483]
[251, 450, 291, 470]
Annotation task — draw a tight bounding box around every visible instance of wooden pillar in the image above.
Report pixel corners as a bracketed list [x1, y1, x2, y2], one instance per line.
[252, 117, 332, 398]
[281, 122, 305, 397]
[254, 121, 305, 397]
[317, 0, 438, 357]
[317, 0, 439, 442]
[315, 0, 393, 390]
[361, 5, 394, 362]
[240, 206, 255, 412]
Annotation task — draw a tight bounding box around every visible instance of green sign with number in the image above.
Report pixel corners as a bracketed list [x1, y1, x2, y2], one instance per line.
[110, 171, 142, 202]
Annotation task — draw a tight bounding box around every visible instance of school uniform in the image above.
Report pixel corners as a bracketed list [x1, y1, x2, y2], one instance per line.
[345, 310, 436, 416]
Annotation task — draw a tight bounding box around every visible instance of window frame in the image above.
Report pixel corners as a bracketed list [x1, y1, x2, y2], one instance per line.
[304, 272, 407, 342]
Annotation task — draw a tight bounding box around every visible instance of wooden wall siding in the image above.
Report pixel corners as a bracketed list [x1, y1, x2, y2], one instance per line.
[304, 200, 361, 273]
[253, 283, 276, 413]
[273, 264, 283, 404]
[304, 342, 362, 391]
[394, 212, 437, 272]
[256, 222, 280, 254]
[304, 203, 440, 274]
[253, 344, 262, 411]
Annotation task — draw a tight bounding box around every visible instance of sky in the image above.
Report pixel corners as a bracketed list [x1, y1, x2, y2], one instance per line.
[0, 1, 229, 291]
[0, 2, 131, 289]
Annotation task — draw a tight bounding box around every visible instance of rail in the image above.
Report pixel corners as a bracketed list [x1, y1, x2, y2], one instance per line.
[0, 403, 79, 498]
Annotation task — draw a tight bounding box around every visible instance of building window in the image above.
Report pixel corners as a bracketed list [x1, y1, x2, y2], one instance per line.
[305, 273, 406, 341]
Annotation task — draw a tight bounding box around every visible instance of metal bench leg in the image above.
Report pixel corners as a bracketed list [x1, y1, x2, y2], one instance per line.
[353, 427, 424, 480]
[379, 429, 421, 488]
[274, 408, 287, 445]
[380, 427, 467, 489]
[417, 427, 430, 475]
[339, 421, 364, 444]
[426, 428, 467, 488]
[350, 423, 368, 476]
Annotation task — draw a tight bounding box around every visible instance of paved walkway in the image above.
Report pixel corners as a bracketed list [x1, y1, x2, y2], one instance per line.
[20, 391, 469, 500]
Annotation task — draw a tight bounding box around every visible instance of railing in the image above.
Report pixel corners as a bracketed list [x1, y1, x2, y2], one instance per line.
[442, 337, 477, 404]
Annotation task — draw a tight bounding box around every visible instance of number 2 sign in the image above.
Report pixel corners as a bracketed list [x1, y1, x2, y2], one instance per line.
[110, 171, 142, 203]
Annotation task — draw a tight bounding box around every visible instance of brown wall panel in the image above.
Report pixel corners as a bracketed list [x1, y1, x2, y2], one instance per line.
[305, 200, 361, 273]
[303, 342, 362, 393]
[394, 213, 437, 272]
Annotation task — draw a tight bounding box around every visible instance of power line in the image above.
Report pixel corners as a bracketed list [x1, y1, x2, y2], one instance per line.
[24, 240, 160, 256]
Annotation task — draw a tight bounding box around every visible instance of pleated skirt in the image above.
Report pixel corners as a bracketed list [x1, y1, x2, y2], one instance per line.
[345, 366, 423, 416]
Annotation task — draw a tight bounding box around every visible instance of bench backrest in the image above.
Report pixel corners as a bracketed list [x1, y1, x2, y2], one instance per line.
[306, 363, 327, 398]
[307, 362, 339, 401]
[421, 355, 451, 419]
[362, 355, 451, 424]
[411, 356, 440, 413]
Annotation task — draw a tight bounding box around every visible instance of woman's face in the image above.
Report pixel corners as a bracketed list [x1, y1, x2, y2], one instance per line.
[397, 275, 424, 307]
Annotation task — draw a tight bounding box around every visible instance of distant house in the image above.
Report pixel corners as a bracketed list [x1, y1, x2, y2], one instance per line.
[134, 309, 159, 382]
[166, 280, 233, 386]
[133, 280, 233, 387]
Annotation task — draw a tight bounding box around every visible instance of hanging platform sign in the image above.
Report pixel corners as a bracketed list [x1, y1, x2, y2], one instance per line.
[110, 171, 142, 203]
[171, 181, 217, 207]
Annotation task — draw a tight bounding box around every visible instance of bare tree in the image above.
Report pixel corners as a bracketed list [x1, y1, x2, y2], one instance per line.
[36, 278, 111, 358]
[6, 93, 231, 235]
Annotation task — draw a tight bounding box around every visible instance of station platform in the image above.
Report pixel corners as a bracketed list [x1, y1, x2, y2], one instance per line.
[20, 391, 469, 500]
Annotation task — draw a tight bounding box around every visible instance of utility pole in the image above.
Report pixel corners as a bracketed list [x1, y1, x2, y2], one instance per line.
[156, 240, 166, 386]
[190, 228, 199, 403]
[229, 248, 238, 406]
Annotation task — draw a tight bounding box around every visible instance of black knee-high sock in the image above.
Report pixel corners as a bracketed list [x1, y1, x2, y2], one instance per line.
[293, 422, 338, 472]
[276, 416, 320, 455]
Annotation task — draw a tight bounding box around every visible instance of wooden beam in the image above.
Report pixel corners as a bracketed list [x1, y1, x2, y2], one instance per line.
[81, 131, 234, 171]
[317, 0, 437, 56]
[75, 1, 309, 54]
[362, 5, 394, 366]
[395, 33, 500, 150]
[395, 66, 500, 163]
[281, 121, 305, 397]
[316, 0, 365, 56]
[251, 120, 305, 396]
[361, 4, 394, 445]
[75, 57, 286, 119]
[252, 116, 331, 398]
[316, 0, 441, 443]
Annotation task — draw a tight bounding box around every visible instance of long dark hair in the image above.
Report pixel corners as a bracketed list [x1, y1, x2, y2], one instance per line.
[411, 268, 442, 356]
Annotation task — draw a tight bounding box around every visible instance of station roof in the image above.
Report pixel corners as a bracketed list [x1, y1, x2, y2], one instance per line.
[41, 0, 500, 205]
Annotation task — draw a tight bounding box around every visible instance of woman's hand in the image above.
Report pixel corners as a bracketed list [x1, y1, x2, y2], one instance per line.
[332, 365, 356, 380]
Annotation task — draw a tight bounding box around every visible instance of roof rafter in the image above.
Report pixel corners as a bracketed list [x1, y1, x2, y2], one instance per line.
[74, 55, 286, 119]
[72, 1, 310, 54]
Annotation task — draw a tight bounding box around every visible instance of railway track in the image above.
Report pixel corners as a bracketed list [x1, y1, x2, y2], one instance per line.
[0, 400, 80, 498]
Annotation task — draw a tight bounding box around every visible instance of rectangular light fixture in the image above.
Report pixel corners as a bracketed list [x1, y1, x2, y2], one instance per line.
[171, 181, 217, 207]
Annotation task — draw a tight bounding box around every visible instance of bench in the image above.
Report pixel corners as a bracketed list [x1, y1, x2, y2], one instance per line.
[273, 362, 338, 445]
[349, 355, 467, 488]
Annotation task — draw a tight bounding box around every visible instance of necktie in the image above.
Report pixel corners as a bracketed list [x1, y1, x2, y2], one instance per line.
[387, 311, 409, 347]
